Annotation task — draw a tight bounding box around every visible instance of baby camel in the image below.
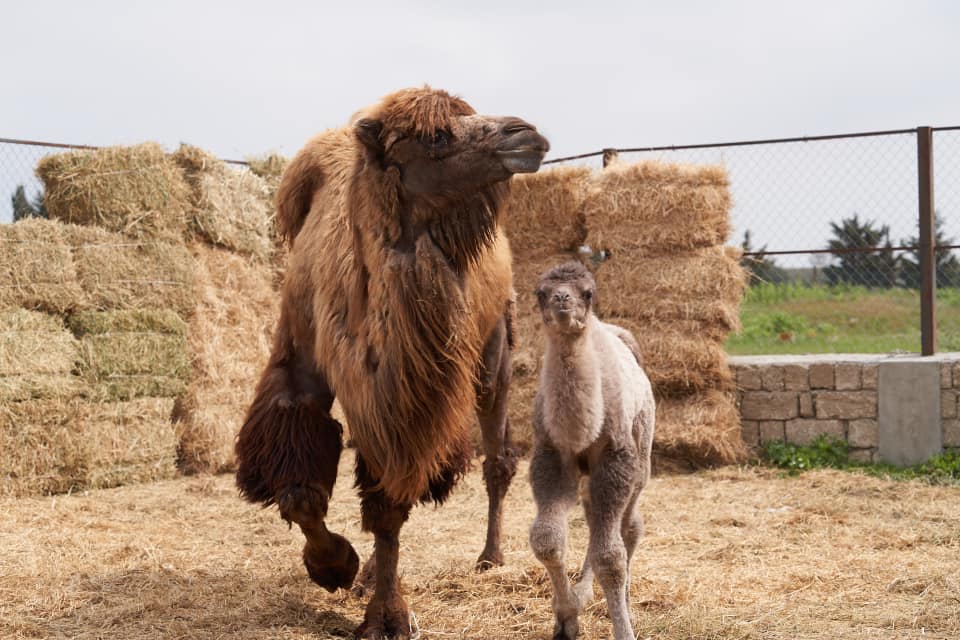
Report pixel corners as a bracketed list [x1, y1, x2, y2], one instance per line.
[528, 261, 655, 640]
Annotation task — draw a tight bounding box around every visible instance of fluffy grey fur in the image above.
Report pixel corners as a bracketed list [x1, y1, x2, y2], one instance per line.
[528, 262, 655, 640]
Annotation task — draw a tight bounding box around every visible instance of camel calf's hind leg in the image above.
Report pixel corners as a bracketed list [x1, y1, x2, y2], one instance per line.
[584, 446, 639, 640]
[235, 346, 359, 592]
[475, 315, 519, 570]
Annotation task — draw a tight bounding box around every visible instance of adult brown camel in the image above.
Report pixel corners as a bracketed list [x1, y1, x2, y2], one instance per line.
[235, 87, 549, 638]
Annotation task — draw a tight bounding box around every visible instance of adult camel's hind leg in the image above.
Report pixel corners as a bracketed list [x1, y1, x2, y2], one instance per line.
[475, 314, 519, 570]
[235, 323, 359, 592]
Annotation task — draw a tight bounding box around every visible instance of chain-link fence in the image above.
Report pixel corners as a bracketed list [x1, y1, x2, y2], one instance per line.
[546, 126, 960, 354]
[3, 128, 960, 353]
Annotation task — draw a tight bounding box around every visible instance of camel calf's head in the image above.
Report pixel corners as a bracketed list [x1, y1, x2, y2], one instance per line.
[353, 87, 549, 196]
[535, 261, 596, 336]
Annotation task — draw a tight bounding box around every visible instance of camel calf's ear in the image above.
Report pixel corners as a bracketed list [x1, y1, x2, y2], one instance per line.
[354, 118, 384, 153]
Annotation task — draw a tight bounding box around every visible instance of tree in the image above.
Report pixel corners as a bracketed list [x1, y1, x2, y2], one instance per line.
[10, 184, 47, 221]
[823, 214, 897, 288]
[900, 211, 960, 288]
[740, 230, 790, 284]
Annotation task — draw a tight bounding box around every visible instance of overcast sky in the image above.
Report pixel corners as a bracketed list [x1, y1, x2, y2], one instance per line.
[2, 0, 958, 255]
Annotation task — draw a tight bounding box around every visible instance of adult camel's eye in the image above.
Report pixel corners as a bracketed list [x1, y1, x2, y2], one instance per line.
[430, 130, 450, 147]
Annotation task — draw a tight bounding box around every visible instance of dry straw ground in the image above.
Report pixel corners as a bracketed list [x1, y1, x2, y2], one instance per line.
[2, 457, 958, 640]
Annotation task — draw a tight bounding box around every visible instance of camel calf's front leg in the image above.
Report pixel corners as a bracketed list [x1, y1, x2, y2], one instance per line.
[529, 443, 582, 640]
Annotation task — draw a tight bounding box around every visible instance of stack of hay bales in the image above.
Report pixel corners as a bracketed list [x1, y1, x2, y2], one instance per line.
[174, 244, 277, 474]
[168, 144, 278, 474]
[506, 160, 748, 469]
[1, 141, 280, 496]
[582, 161, 746, 468]
[503, 166, 592, 451]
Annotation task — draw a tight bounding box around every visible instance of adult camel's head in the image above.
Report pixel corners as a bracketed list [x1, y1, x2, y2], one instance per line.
[352, 87, 550, 197]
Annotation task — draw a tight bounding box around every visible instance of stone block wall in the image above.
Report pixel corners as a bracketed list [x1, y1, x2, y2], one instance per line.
[731, 354, 960, 464]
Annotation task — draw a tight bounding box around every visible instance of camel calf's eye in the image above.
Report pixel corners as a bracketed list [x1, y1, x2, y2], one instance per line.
[583, 290, 593, 301]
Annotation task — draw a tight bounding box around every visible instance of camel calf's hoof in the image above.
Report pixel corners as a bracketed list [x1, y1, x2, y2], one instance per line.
[552, 616, 579, 640]
[303, 532, 359, 593]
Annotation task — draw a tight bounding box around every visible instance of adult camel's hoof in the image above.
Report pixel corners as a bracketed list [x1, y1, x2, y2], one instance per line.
[475, 548, 504, 572]
[354, 592, 414, 639]
[303, 532, 359, 593]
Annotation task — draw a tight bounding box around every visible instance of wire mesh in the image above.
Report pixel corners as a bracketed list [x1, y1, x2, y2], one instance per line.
[2, 129, 958, 351]
[0, 140, 74, 223]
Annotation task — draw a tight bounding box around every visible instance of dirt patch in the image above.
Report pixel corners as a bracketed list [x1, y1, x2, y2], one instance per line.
[2, 460, 958, 639]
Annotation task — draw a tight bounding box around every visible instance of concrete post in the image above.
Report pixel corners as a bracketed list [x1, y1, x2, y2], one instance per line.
[878, 359, 942, 465]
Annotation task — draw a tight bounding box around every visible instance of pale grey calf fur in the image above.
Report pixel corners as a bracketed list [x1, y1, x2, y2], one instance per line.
[528, 262, 655, 640]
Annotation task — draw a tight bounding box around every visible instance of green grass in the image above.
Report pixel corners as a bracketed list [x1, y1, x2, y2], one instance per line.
[762, 435, 960, 485]
[727, 283, 960, 354]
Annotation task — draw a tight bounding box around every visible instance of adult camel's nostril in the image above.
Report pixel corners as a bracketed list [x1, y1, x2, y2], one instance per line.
[501, 118, 536, 135]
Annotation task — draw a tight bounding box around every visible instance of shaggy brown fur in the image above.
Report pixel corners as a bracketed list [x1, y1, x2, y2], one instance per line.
[235, 87, 548, 638]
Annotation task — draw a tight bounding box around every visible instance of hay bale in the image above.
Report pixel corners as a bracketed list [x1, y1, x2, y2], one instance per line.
[591, 245, 746, 331]
[653, 390, 748, 469]
[0, 397, 177, 497]
[172, 144, 274, 259]
[603, 317, 734, 396]
[507, 166, 590, 259]
[0, 218, 85, 314]
[246, 153, 288, 183]
[82, 398, 178, 490]
[64, 224, 197, 317]
[0, 309, 85, 402]
[36, 142, 191, 240]
[174, 243, 278, 474]
[497, 251, 582, 453]
[71, 310, 190, 402]
[0, 309, 78, 375]
[583, 160, 731, 254]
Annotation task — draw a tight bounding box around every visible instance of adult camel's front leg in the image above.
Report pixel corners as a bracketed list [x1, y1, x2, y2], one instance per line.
[475, 313, 518, 570]
[354, 454, 414, 639]
[235, 329, 359, 593]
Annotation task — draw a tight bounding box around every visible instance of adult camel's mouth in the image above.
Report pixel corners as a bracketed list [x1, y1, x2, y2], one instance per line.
[494, 117, 549, 174]
[497, 147, 547, 173]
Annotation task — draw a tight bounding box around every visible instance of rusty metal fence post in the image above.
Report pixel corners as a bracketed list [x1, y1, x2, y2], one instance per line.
[602, 148, 618, 167]
[917, 126, 936, 355]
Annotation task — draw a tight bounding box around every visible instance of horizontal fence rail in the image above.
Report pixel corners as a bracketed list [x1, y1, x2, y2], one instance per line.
[2, 126, 959, 354]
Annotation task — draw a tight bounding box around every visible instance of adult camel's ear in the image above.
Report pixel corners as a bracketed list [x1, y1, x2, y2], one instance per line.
[354, 118, 384, 152]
